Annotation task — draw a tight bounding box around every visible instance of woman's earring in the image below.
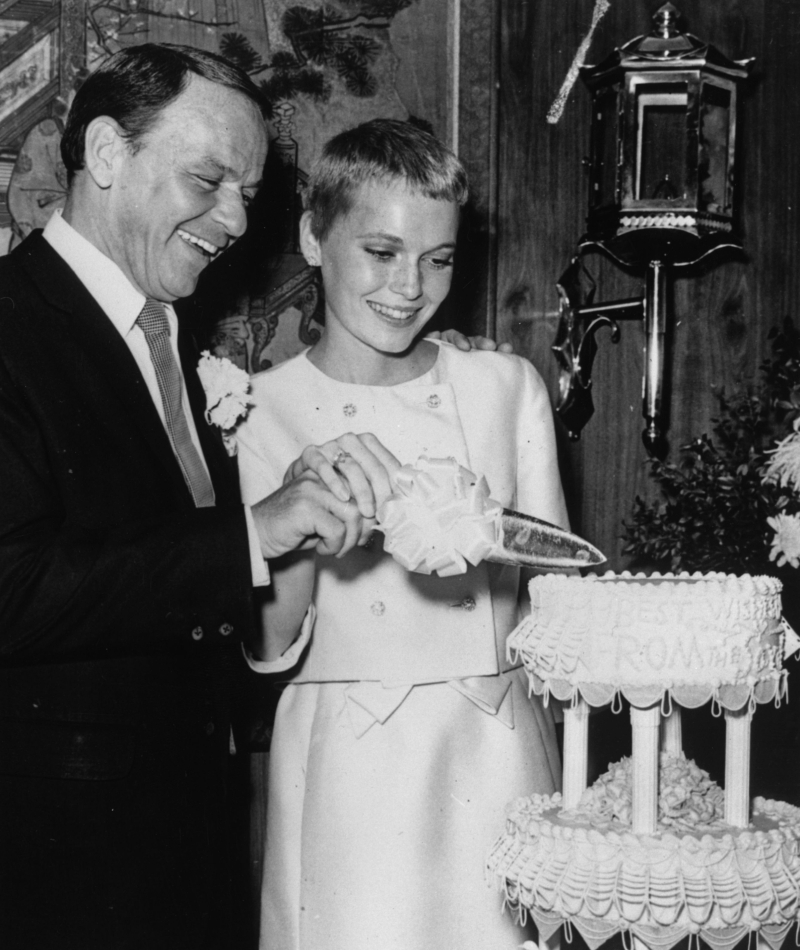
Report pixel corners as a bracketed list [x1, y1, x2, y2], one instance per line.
[305, 256, 319, 267]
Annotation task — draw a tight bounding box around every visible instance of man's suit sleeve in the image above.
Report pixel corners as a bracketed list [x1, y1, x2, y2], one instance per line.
[0, 314, 254, 662]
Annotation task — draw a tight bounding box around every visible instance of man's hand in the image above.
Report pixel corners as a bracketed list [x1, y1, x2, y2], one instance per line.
[283, 432, 401, 520]
[252, 433, 401, 561]
[251, 471, 368, 560]
[428, 329, 514, 354]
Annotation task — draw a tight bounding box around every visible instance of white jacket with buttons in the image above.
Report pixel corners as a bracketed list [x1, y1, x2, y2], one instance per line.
[236, 340, 569, 687]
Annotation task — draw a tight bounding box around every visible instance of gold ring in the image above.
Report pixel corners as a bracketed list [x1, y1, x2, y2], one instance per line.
[332, 449, 351, 466]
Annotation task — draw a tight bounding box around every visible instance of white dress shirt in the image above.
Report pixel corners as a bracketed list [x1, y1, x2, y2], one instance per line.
[43, 209, 268, 586]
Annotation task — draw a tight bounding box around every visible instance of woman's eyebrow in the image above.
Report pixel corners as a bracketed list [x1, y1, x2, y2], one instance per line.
[357, 230, 404, 243]
[357, 231, 456, 252]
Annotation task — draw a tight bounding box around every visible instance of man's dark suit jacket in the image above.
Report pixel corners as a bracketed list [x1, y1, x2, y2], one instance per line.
[0, 231, 256, 949]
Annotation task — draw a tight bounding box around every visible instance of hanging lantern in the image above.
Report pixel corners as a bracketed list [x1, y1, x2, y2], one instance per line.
[553, 3, 752, 455]
[583, 1, 750, 265]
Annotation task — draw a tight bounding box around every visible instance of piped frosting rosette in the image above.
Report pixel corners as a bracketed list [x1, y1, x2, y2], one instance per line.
[571, 753, 726, 834]
[376, 456, 502, 577]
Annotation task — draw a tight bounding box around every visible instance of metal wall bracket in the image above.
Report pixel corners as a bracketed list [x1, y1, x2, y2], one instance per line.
[552, 256, 645, 446]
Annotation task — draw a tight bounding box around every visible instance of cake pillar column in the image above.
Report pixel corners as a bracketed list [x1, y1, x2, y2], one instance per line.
[724, 706, 752, 827]
[630, 704, 660, 835]
[562, 698, 590, 809]
[660, 706, 682, 756]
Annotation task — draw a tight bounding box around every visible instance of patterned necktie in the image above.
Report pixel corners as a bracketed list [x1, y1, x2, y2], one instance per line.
[137, 299, 215, 508]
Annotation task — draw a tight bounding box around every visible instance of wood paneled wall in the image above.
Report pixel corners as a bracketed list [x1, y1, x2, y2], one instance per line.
[468, 0, 800, 569]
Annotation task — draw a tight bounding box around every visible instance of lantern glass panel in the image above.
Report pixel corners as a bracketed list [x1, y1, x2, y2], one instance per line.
[635, 82, 688, 202]
[591, 87, 619, 210]
[699, 82, 731, 214]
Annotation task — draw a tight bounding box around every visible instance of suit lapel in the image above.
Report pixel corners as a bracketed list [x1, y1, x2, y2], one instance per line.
[19, 233, 195, 507]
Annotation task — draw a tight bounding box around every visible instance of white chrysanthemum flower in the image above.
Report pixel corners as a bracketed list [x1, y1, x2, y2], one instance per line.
[197, 351, 252, 433]
[768, 512, 800, 569]
[763, 426, 800, 492]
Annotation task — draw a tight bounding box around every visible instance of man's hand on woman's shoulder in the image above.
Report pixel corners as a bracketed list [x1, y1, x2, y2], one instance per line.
[427, 329, 514, 354]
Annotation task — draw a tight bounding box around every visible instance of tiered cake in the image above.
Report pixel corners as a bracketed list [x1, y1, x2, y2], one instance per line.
[488, 572, 800, 950]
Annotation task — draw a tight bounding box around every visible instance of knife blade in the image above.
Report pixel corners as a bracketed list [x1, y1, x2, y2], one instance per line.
[488, 509, 606, 570]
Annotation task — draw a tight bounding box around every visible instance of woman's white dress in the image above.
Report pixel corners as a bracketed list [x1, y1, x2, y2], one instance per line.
[236, 341, 568, 950]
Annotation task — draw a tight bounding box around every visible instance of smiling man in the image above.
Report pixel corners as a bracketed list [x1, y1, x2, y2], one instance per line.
[60, 55, 266, 302]
[0, 44, 376, 949]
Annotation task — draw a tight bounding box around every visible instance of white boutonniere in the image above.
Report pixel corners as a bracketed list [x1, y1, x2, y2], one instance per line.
[197, 350, 252, 456]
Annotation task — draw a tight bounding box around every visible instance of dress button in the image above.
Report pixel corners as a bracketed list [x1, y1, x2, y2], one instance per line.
[191, 626, 203, 640]
[219, 623, 233, 636]
[371, 601, 386, 616]
[426, 394, 441, 409]
[343, 403, 357, 418]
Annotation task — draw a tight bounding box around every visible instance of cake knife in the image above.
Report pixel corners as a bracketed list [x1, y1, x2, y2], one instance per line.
[489, 509, 606, 570]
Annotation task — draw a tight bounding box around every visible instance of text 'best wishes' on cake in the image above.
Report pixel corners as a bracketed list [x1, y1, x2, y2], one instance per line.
[488, 571, 800, 950]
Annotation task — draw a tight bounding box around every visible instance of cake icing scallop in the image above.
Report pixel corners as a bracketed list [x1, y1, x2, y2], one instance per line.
[488, 755, 800, 950]
[507, 571, 798, 711]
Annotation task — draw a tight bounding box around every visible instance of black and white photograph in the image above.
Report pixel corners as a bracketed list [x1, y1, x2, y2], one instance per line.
[0, 2, 798, 948]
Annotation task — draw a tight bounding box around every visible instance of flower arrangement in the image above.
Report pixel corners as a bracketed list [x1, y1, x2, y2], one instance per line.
[763, 424, 800, 568]
[572, 752, 725, 832]
[196, 350, 252, 455]
[623, 319, 800, 577]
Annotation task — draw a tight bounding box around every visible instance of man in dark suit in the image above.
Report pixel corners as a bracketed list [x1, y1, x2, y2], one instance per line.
[0, 44, 372, 949]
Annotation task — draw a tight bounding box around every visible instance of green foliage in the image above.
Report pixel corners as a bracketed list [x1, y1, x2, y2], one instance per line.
[762, 321, 800, 420]
[623, 318, 800, 575]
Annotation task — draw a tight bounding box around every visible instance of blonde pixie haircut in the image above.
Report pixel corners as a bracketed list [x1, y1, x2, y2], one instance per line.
[304, 118, 469, 242]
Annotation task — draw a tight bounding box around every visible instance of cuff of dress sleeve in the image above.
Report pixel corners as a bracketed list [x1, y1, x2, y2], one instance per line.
[243, 603, 316, 674]
[244, 504, 270, 587]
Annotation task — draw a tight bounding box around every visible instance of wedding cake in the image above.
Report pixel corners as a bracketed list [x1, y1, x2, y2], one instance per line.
[488, 572, 800, 950]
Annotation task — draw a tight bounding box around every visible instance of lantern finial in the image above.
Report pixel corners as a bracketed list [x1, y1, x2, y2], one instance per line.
[653, 4, 680, 40]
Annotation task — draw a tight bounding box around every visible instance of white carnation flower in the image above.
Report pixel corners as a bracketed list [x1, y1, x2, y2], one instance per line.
[763, 424, 800, 492]
[197, 351, 252, 454]
[768, 512, 800, 569]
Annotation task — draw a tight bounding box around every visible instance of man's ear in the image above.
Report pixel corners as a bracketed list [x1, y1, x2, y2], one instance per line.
[83, 116, 128, 189]
[299, 210, 322, 267]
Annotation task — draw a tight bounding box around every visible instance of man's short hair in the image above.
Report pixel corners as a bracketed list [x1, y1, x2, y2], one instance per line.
[61, 43, 267, 184]
[304, 118, 469, 241]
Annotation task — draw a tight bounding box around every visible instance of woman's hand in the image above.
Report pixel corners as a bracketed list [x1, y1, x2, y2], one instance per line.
[284, 432, 402, 528]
